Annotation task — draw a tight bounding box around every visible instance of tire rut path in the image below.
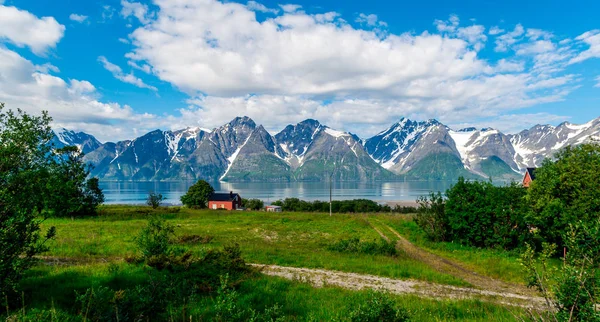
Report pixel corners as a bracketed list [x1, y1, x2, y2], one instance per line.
[368, 219, 535, 297]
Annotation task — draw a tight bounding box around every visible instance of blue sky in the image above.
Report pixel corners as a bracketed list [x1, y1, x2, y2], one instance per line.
[0, 0, 599, 142]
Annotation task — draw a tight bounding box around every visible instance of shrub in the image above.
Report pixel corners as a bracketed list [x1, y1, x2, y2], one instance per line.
[414, 192, 447, 242]
[214, 275, 285, 322]
[328, 237, 397, 256]
[521, 221, 600, 321]
[348, 291, 410, 322]
[135, 217, 178, 262]
[243, 198, 264, 211]
[527, 143, 600, 249]
[146, 191, 164, 209]
[180, 180, 214, 208]
[176, 234, 214, 244]
[444, 178, 528, 249]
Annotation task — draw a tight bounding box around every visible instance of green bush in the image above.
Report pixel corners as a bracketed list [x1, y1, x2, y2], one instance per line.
[243, 198, 264, 211]
[414, 192, 447, 242]
[527, 143, 600, 249]
[348, 291, 410, 322]
[180, 180, 214, 208]
[270, 198, 389, 213]
[327, 237, 397, 256]
[521, 221, 600, 321]
[146, 191, 164, 209]
[135, 217, 178, 262]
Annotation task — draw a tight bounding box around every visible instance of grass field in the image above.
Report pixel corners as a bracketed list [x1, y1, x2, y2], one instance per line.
[7, 205, 540, 321]
[42, 205, 469, 287]
[18, 263, 524, 321]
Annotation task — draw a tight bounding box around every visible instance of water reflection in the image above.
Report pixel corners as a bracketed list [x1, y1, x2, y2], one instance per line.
[98, 180, 462, 205]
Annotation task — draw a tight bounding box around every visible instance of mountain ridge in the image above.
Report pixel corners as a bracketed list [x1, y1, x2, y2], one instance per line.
[52, 115, 600, 182]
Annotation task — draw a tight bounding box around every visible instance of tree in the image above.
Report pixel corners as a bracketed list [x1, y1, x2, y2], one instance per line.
[0, 105, 56, 298]
[147, 191, 164, 209]
[44, 146, 105, 217]
[243, 198, 264, 210]
[180, 180, 214, 208]
[526, 143, 600, 248]
[0, 103, 104, 299]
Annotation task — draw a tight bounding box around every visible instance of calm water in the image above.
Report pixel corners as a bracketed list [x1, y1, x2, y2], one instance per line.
[98, 180, 458, 205]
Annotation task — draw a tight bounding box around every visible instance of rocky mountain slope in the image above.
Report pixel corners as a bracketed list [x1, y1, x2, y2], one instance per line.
[59, 115, 600, 182]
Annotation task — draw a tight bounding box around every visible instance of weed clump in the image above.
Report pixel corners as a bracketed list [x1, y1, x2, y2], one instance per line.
[176, 234, 214, 244]
[348, 291, 410, 322]
[328, 237, 397, 256]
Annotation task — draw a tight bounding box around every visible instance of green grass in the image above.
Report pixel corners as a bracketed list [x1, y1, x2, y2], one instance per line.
[41, 205, 467, 287]
[16, 263, 525, 321]
[379, 214, 532, 285]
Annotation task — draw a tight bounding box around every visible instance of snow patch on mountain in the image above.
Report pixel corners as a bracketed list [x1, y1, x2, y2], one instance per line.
[220, 133, 253, 181]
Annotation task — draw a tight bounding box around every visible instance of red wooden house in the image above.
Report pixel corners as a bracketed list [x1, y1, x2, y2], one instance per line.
[209, 191, 242, 210]
[522, 167, 537, 188]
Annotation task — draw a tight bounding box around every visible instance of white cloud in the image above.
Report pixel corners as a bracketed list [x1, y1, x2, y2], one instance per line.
[120, 0, 152, 24]
[118, 38, 130, 44]
[595, 76, 600, 88]
[526, 28, 553, 40]
[35, 63, 60, 73]
[489, 26, 504, 35]
[98, 56, 157, 91]
[278, 4, 302, 13]
[450, 113, 569, 134]
[356, 13, 386, 27]
[0, 5, 65, 54]
[569, 30, 600, 64]
[116, 0, 579, 138]
[69, 13, 88, 23]
[494, 24, 524, 52]
[127, 60, 151, 73]
[434, 14, 459, 33]
[456, 25, 487, 50]
[246, 1, 278, 14]
[0, 47, 157, 142]
[101, 5, 115, 21]
[516, 40, 556, 55]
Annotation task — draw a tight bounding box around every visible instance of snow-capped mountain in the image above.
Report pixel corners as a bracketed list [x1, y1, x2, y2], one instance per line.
[52, 128, 102, 154]
[75, 115, 600, 182]
[449, 127, 518, 178]
[509, 118, 600, 169]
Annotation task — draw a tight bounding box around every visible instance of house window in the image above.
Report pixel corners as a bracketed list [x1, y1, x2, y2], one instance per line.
[212, 204, 217, 209]
[220, 204, 224, 208]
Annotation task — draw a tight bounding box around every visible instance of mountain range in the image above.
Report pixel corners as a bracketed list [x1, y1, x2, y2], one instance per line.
[51, 116, 600, 182]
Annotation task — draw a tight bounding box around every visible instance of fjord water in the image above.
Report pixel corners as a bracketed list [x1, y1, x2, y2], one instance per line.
[99, 181, 459, 205]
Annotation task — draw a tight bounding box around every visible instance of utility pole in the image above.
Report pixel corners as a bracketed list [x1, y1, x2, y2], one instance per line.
[329, 172, 332, 216]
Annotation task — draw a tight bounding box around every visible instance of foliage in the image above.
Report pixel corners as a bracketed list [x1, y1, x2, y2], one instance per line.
[413, 178, 528, 249]
[213, 274, 284, 322]
[414, 192, 447, 242]
[134, 216, 178, 262]
[146, 191, 164, 209]
[526, 143, 600, 249]
[243, 198, 264, 211]
[0, 105, 58, 299]
[180, 180, 214, 208]
[327, 237, 397, 257]
[347, 291, 410, 322]
[520, 220, 600, 322]
[270, 198, 389, 213]
[444, 178, 529, 249]
[44, 146, 105, 217]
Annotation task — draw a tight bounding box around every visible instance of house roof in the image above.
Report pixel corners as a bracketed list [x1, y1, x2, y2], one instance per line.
[526, 167, 537, 180]
[209, 192, 240, 202]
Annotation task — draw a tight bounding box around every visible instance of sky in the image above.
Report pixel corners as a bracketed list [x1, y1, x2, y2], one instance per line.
[0, 0, 599, 142]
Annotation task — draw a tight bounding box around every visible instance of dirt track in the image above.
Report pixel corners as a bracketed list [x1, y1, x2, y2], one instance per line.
[370, 221, 536, 297]
[252, 264, 545, 309]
